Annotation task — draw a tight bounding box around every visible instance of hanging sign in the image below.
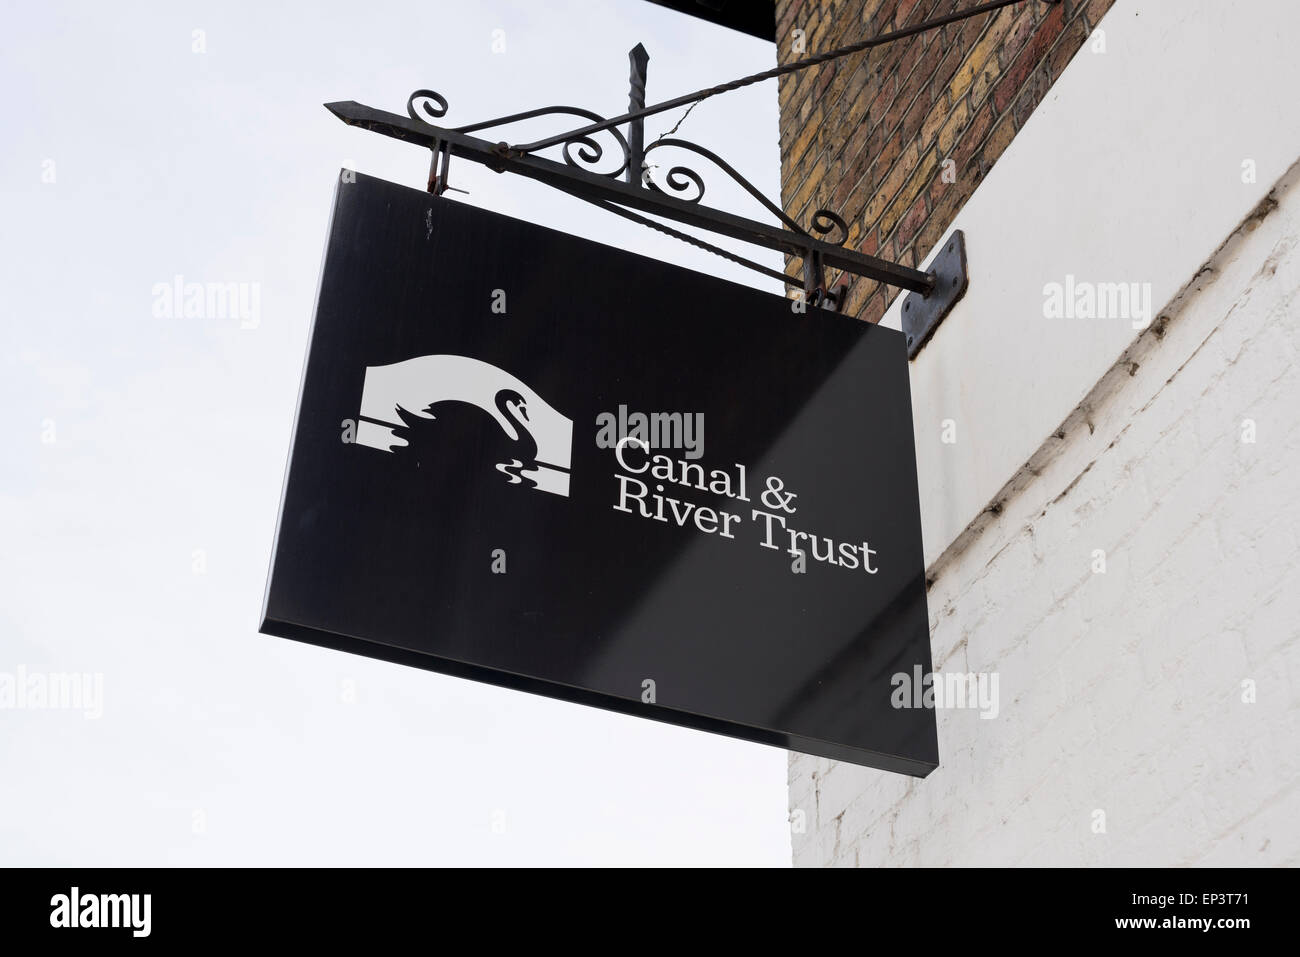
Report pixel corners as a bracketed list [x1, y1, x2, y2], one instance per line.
[262, 172, 938, 775]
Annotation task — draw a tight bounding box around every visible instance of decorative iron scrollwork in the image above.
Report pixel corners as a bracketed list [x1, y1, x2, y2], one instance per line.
[394, 84, 865, 304]
[404, 90, 848, 248]
[406, 91, 631, 179]
[808, 209, 849, 246]
[642, 138, 849, 246]
[407, 89, 449, 123]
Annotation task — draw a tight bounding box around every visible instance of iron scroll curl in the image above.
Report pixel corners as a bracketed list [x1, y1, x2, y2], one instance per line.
[407, 90, 632, 179]
[643, 138, 848, 244]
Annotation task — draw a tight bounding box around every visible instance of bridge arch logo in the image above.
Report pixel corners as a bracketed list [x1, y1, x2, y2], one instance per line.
[354, 354, 573, 497]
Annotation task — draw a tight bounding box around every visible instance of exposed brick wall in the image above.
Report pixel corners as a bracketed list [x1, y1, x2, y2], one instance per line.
[776, 0, 1115, 320]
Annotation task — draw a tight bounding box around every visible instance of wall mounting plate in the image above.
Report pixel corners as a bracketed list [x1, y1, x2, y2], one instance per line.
[902, 230, 969, 359]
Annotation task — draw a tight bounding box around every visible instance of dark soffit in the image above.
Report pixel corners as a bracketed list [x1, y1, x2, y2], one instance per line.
[641, 0, 777, 42]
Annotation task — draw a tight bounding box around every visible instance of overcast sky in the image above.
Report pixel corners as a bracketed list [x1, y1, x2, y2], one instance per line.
[0, 0, 792, 865]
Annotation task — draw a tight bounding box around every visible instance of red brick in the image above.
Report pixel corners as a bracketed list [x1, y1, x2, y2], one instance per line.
[894, 192, 929, 248]
[1048, 13, 1091, 83]
[991, 0, 1066, 114]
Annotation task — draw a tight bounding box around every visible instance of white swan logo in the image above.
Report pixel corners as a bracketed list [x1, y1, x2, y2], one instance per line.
[354, 355, 573, 497]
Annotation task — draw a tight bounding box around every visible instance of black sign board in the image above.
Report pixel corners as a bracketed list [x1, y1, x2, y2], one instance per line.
[262, 172, 938, 775]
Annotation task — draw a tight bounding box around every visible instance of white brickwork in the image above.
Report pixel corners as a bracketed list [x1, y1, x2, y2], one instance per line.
[790, 162, 1300, 867]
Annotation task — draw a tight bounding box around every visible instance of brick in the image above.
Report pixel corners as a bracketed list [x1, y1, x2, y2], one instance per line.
[991, 0, 1067, 114]
[880, 146, 938, 239]
[861, 288, 888, 324]
[914, 165, 969, 253]
[1012, 62, 1052, 131]
[950, 6, 1019, 105]
[862, 140, 918, 225]
[1048, 12, 1091, 83]
[930, 42, 965, 97]
[894, 190, 929, 248]
[950, 99, 994, 171]
[857, 226, 880, 257]
[972, 110, 1017, 179]
[885, 31, 945, 134]
[899, 83, 933, 145]
[936, 94, 970, 155]
[815, 61, 838, 99]
[841, 277, 874, 318]
[830, 58, 871, 117]
[787, 170, 824, 222]
[1082, 0, 1118, 32]
[918, 88, 952, 153]
[894, 0, 926, 27]
[787, 118, 822, 174]
[997, 1, 1040, 70]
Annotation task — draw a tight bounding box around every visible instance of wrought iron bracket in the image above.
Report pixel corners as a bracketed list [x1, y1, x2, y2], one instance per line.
[326, 98, 935, 302]
[901, 229, 969, 359]
[322, 2, 1057, 317]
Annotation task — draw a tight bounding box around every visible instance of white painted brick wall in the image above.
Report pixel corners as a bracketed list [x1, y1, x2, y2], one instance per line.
[789, 161, 1300, 867]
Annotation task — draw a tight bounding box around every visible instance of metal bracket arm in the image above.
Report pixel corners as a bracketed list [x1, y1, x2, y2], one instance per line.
[326, 100, 936, 296]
